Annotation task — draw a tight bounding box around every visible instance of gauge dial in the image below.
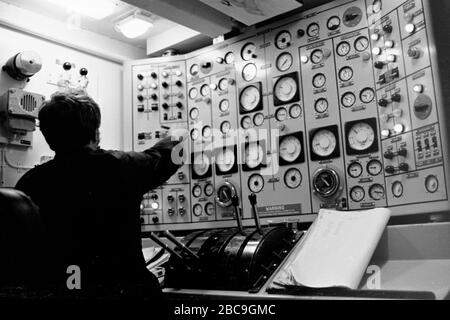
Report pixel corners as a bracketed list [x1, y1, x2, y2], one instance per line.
[367, 159, 382, 176]
[275, 107, 288, 121]
[241, 116, 252, 129]
[200, 84, 210, 96]
[189, 87, 198, 100]
[312, 129, 337, 157]
[216, 148, 235, 173]
[191, 128, 200, 141]
[327, 16, 341, 31]
[313, 73, 326, 88]
[204, 183, 214, 197]
[341, 92, 356, 108]
[343, 6, 362, 27]
[245, 142, 264, 169]
[242, 63, 257, 82]
[360, 87, 375, 104]
[307, 22, 320, 37]
[248, 174, 264, 193]
[218, 78, 229, 91]
[193, 204, 203, 216]
[241, 43, 257, 61]
[205, 202, 214, 216]
[315, 98, 329, 113]
[190, 64, 199, 76]
[240, 85, 261, 112]
[193, 153, 210, 177]
[219, 99, 230, 112]
[224, 52, 235, 64]
[280, 135, 302, 163]
[313, 168, 340, 198]
[337, 41, 351, 56]
[289, 104, 302, 119]
[348, 122, 375, 151]
[202, 125, 211, 139]
[350, 186, 365, 202]
[284, 168, 302, 189]
[348, 162, 363, 178]
[369, 184, 385, 200]
[392, 181, 404, 198]
[253, 112, 265, 126]
[339, 66, 354, 82]
[425, 175, 439, 193]
[311, 49, 324, 64]
[276, 52, 293, 72]
[220, 121, 231, 134]
[354, 36, 369, 52]
[275, 30, 292, 49]
[189, 108, 199, 120]
[274, 76, 298, 103]
[192, 185, 202, 198]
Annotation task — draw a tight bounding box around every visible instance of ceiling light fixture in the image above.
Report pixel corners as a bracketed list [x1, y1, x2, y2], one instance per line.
[46, 0, 116, 20]
[115, 12, 154, 39]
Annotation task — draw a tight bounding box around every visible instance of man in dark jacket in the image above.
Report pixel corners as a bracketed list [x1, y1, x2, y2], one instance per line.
[15, 93, 184, 301]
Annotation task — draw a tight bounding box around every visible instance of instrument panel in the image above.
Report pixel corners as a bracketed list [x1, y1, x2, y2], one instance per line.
[124, 0, 450, 231]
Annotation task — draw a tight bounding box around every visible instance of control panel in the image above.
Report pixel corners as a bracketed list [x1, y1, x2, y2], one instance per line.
[124, 0, 450, 231]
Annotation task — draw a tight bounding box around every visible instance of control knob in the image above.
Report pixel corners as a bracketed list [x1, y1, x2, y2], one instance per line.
[408, 47, 421, 59]
[399, 163, 409, 172]
[167, 194, 174, 203]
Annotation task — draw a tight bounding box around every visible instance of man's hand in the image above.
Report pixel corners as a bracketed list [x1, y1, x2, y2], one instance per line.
[168, 128, 188, 143]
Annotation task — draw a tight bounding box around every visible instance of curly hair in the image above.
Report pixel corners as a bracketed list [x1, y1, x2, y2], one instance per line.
[38, 92, 101, 152]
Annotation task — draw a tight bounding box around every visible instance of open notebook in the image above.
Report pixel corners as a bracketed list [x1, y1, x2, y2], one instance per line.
[273, 208, 391, 290]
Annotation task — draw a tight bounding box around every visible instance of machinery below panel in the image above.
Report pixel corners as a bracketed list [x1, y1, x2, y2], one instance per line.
[126, 0, 450, 231]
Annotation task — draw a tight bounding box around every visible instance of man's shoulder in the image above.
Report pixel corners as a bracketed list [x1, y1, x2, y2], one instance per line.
[15, 159, 56, 189]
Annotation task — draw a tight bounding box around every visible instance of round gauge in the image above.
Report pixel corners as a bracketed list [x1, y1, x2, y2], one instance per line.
[372, 0, 382, 13]
[350, 186, 365, 203]
[216, 148, 235, 173]
[354, 36, 369, 52]
[191, 128, 200, 141]
[220, 121, 231, 134]
[341, 92, 356, 108]
[311, 49, 324, 64]
[253, 112, 265, 126]
[241, 42, 257, 61]
[348, 122, 375, 151]
[245, 142, 264, 169]
[289, 104, 302, 119]
[193, 153, 210, 177]
[348, 162, 363, 178]
[190, 64, 200, 76]
[315, 98, 329, 114]
[240, 85, 261, 112]
[336, 41, 351, 56]
[307, 22, 320, 37]
[218, 78, 229, 91]
[360, 87, 375, 104]
[369, 184, 385, 201]
[189, 87, 198, 100]
[241, 116, 252, 129]
[284, 168, 302, 189]
[192, 185, 202, 198]
[200, 84, 210, 96]
[392, 181, 404, 198]
[327, 16, 341, 31]
[205, 202, 214, 216]
[219, 99, 230, 113]
[274, 76, 298, 103]
[276, 52, 293, 72]
[242, 63, 258, 82]
[280, 135, 302, 163]
[425, 175, 439, 193]
[193, 204, 203, 217]
[204, 183, 214, 197]
[312, 129, 337, 157]
[189, 108, 199, 120]
[224, 52, 235, 64]
[339, 66, 354, 82]
[275, 107, 288, 121]
[343, 7, 362, 27]
[313, 73, 326, 88]
[202, 125, 212, 139]
[367, 159, 383, 176]
[313, 168, 340, 198]
[248, 174, 264, 193]
[275, 30, 292, 49]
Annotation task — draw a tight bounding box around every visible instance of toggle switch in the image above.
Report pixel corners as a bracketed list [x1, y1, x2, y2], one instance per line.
[384, 151, 395, 160]
[397, 148, 407, 157]
[385, 166, 396, 174]
[152, 216, 159, 224]
[179, 207, 186, 215]
[408, 47, 421, 59]
[137, 105, 145, 112]
[162, 82, 169, 89]
[137, 94, 144, 102]
[399, 163, 409, 172]
[176, 102, 183, 109]
[167, 194, 174, 203]
[137, 74, 144, 81]
[162, 103, 170, 109]
[391, 93, 401, 102]
[151, 94, 158, 100]
[178, 172, 185, 180]
[374, 61, 385, 69]
[151, 194, 158, 200]
[178, 194, 185, 203]
[178, 112, 182, 119]
[167, 208, 175, 216]
[163, 113, 168, 120]
[432, 136, 438, 148]
[175, 80, 183, 87]
[151, 72, 157, 79]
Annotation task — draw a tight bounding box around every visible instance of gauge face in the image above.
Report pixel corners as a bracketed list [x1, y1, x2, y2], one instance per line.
[343, 6, 363, 27]
[274, 76, 298, 103]
[275, 30, 292, 49]
[191, 128, 200, 141]
[354, 36, 369, 52]
[200, 84, 210, 96]
[190, 64, 199, 76]
[310, 49, 324, 64]
[307, 22, 320, 37]
[312, 129, 337, 157]
[339, 66, 354, 82]
[242, 63, 258, 82]
[193, 153, 210, 177]
[218, 78, 229, 91]
[336, 41, 351, 56]
[220, 121, 231, 134]
[284, 168, 302, 189]
[248, 174, 264, 193]
[289, 104, 302, 119]
[253, 112, 265, 126]
[280, 135, 302, 163]
[216, 148, 235, 173]
[219, 99, 229, 112]
[202, 125, 211, 139]
[348, 162, 363, 178]
[327, 16, 341, 30]
[275, 107, 288, 121]
[315, 98, 329, 114]
[204, 183, 214, 196]
[193, 204, 203, 217]
[276, 52, 293, 72]
[350, 186, 365, 203]
[348, 122, 375, 151]
[245, 142, 264, 169]
[224, 52, 235, 64]
[192, 185, 202, 198]
[392, 181, 404, 198]
[313, 168, 340, 198]
[341, 92, 356, 108]
[205, 202, 214, 216]
[313, 73, 326, 88]
[189, 87, 198, 100]
[241, 116, 252, 129]
[425, 175, 439, 193]
[189, 108, 199, 120]
[241, 42, 257, 61]
[367, 159, 382, 176]
[240, 85, 261, 112]
[360, 87, 375, 104]
[369, 184, 385, 200]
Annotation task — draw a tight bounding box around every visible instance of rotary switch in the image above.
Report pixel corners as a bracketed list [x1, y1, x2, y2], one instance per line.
[179, 207, 186, 215]
[167, 194, 174, 203]
[378, 98, 389, 107]
[391, 93, 401, 102]
[152, 216, 159, 224]
[151, 72, 157, 79]
[178, 194, 185, 203]
[151, 94, 158, 100]
[176, 102, 183, 109]
[384, 151, 395, 160]
[137, 94, 144, 102]
[137, 74, 144, 80]
[162, 82, 169, 89]
[175, 80, 183, 87]
[408, 47, 421, 59]
[399, 163, 409, 172]
[162, 103, 170, 109]
[383, 24, 393, 34]
[167, 208, 175, 216]
[397, 148, 407, 157]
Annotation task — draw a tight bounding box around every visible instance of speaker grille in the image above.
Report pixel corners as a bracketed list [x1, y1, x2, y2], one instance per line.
[20, 94, 38, 113]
